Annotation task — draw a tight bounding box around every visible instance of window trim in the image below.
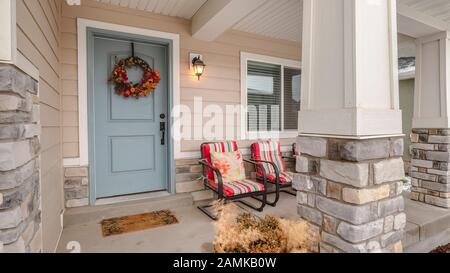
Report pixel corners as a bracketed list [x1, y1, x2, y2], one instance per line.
[240, 52, 301, 140]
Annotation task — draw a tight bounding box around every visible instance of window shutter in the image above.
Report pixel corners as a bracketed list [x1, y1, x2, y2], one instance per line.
[284, 67, 301, 130]
[247, 61, 282, 132]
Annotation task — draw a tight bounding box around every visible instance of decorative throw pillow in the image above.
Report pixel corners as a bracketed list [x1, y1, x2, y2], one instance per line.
[210, 151, 246, 183]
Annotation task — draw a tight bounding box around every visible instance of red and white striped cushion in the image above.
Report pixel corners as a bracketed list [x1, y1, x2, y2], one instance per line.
[208, 178, 265, 197]
[201, 141, 238, 181]
[251, 140, 286, 178]
[258, 171, 294, 184]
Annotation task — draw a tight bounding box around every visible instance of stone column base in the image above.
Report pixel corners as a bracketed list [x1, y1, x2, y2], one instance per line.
[295, 135, 405, 253]
[410, 129, 450, 208]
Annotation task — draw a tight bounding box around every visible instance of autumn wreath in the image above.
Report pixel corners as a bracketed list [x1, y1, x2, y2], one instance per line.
[109, 56, 161, 99]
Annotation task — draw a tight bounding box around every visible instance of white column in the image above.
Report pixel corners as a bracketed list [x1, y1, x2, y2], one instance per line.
[295, 0, 405, 253]
[0, 0, 15, 63]
[299, 0, 402, 137]
[413, 32, 450, 129]
[409, 32, 450, 209]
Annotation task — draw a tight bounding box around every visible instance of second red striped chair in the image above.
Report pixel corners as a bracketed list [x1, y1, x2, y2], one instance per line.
[251, 140, 296, 206]
[198, 141, 268, 220]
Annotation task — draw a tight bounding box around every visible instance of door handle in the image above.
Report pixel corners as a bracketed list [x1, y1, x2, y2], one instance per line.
[160, 121, 166, 145]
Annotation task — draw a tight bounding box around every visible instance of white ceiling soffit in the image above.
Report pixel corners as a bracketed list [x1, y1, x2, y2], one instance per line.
[192, 0, 268, 41]
[232, 0, 302, 43]
[397, 0, 450, 38]
[95, 0, 208, 19]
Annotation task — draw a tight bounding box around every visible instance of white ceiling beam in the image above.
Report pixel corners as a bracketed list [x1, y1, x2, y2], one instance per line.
[397, 3, 450, 38]
[191, 0, 267, 41]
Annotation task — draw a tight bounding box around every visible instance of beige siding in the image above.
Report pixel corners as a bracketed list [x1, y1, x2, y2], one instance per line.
[61, 0, 301, 156]
[16, 0, 63, 252]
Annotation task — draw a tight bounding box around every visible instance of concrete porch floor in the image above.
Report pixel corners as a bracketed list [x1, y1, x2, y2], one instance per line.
[403, 194, 450, 252]
[56, 192, 450, 253]
[56, 192, 299, 253]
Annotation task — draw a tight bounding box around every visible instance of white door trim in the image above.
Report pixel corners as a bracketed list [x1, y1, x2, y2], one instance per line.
[73, 18, 181, 167]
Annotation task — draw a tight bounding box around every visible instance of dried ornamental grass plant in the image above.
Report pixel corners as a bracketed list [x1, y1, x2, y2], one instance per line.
[212, 201, 312, 253]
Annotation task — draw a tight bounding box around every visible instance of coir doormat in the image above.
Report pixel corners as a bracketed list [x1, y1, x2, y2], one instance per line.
[100, 210, 179, 237]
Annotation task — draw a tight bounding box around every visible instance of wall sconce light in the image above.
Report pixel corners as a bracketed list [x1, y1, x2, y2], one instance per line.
[190, 54, 206, 80]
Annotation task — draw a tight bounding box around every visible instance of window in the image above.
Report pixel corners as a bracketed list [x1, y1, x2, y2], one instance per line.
[247, 61, 282, 132]
[241, 53, 301, 139]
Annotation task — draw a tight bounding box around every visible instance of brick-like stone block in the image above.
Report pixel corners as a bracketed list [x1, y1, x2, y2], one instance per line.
[0, 206, 23, 229]
[64, 178, 82, 189]
[175, 158, 200, 166]
[176, 180, 203, 193]
[0, 160, 36, 190]
[323, 214, 337, 234]
[373, 158, 405, 184]
[426, 151, 450, 162]
[64, 187, 88, 200]
[296, 156, 313, 173]
[424, 195, 450, 208]
[320, 160, 369, 188]
[410, 143, 434, 151]
[297, 192, 307, 205]
[293, 174, 315, 192]
[378, 196, 404, 217]
[326, 181, 342, 200]
[0, 140, 34, 171]
[175, 165, 190, 174]
[411, 159, 433, 169]
[384, 215, 394, 233]
[390, 138, 404, 157]
[65, 167, 88, 177]
[316, 196, 377, 225]
[176, 172, 202, 183]
[410, 171, 437, 182]
[394, 213, 406, 230]
[321, 232, 366, 253]
[380, 231, 403, 248]
[340, 139, 390, 162]
[0, 94, 30, 112]
[337, 219, 384, 243]
[297, 136, 327, 157]
[0, 65, 36, 97]
[342, 184, 390, 205]
[421, 181, 450, 192]
[298, 205, 322, 225]
[428, 169, 450, 176]
[66, 198, 89, 208]
[428, 135, 450, 144]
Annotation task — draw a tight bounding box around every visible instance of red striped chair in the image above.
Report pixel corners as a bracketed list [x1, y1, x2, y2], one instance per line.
[251, 140, 296, 206]
[198, 141, 267, 220]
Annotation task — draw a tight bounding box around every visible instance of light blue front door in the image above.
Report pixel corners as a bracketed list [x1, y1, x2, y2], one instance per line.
[92, 35, 168, 199]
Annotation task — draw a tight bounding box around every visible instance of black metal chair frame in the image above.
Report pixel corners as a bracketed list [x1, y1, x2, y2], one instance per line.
[251, 149, 297, 207]
[197, 142, 268, 220]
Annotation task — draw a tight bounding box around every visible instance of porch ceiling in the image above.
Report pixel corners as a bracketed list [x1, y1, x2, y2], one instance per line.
[232, 0, 302, 43]
[94, 0, 208, 19]
[95, 0, 302, 43]
[398, 0, 450, 24]
[92, 0, 450, 44]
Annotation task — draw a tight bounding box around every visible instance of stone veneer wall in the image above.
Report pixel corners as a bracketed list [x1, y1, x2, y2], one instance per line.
[295, 136, 405, 253]
[0, 65, 41, 252]
[63, 152, 295, 208]
[63, 167, 89, 208]
[410, 129, 450, 208]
